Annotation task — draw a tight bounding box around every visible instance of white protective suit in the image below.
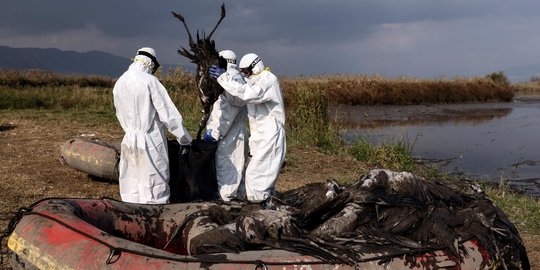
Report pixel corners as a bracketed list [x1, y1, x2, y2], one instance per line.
[113, 48, 192, 204]
[206, 51, 248, 201]
[216, 53, 286, 201]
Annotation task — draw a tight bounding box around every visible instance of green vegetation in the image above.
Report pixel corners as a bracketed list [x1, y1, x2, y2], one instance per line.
[348, 139, 417, 172]
[284, 85, 340, 150]
[485, 71, 510, 86]
[486, 187, 540, 234]
[0, 86, 114, 110]
[1, 68, 538, 234]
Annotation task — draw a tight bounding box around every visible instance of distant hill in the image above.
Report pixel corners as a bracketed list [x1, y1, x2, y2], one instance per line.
[0, 45, 191, 78]
[0, 45, 133, 78]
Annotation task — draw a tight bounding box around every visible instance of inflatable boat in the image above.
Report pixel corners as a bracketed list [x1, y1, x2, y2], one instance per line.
[5, 198, 489, 269]
[60, 137, 120, 181]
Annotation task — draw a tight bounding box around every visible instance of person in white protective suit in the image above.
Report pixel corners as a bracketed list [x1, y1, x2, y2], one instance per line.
[209, 53, 286, 202]
[204, 50, 248, 201]
[113, 47, 192, 204]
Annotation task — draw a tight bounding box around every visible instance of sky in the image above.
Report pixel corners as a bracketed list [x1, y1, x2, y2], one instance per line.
[2, 0, 540, 81]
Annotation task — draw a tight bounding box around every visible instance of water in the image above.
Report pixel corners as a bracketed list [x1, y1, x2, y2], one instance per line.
[331, 97, 540, 197]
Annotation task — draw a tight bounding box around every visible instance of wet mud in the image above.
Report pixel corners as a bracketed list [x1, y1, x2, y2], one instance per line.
[331, 97, 540, 197]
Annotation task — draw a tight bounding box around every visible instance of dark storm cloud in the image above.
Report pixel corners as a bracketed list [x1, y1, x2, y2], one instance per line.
[0, 1, 490, 44]
[2, 0, 540, 79]
[0, 1, 174, 37]
[217, 1, 478, 44]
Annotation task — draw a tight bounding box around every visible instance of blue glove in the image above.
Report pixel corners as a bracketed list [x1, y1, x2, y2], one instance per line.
[203, 129, 217, 142]
[209, 65, 225, 79]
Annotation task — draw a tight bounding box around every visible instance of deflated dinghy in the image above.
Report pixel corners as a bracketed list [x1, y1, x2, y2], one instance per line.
[60, 137, 120, 181]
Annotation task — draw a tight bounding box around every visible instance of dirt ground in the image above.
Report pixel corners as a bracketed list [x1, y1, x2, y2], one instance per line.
[0, 112, 538, 268]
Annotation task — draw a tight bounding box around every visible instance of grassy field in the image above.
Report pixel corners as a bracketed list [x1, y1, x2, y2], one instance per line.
[0, 68, 539, 267]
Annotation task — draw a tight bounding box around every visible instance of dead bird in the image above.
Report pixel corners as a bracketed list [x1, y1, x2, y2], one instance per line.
[299, 169, 530, 268]
[167, 169, 529, 268]
[276, 179, 344, 216]
[172, 4, 227, 140]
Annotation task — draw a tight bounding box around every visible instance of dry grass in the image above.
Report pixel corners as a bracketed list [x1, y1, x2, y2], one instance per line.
[0, 68, 114, 88]
[0, 68, 514, 108]
[281, 74, 514, 105]
[513, 80, 540, 94]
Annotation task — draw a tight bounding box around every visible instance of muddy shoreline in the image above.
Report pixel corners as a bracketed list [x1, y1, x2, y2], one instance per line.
[332, 98, 540, 197]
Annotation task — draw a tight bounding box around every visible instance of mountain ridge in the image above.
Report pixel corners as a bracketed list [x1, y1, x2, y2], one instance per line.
[0, 45, 188, 78]
[0, 46, 133, 78]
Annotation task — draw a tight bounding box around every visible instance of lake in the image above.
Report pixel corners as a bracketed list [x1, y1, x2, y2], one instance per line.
[331, 96, 540, 197]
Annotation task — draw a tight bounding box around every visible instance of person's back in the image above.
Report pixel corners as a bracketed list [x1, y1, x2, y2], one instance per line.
[115, 63, 161, 132]
[113, 47, 192, 204]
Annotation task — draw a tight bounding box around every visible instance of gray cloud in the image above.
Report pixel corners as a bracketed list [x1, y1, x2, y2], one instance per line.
[1, 0, 540, 80]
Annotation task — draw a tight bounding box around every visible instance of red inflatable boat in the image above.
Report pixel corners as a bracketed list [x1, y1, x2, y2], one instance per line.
[5, 198, 489, 269]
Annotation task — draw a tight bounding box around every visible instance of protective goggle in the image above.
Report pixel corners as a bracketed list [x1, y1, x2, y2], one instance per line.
[241, 68, 252, 77]
[137, 50, 161, 74]
[241, 57, 261, 76]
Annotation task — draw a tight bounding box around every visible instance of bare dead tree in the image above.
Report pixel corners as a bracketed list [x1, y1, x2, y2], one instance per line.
[172, 4, 226, 141]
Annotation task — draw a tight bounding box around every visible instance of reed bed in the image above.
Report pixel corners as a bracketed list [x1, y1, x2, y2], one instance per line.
[281, 73, 514, 105]
[513, 81, 540, 93]
[0, 68, 514, 107]
[0, 69, 114, 88]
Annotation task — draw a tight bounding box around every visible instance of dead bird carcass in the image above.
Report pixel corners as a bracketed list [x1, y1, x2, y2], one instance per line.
[172, 4, 226, 140]
[4, 197, 489, 269]
[5, 169, 529, 269]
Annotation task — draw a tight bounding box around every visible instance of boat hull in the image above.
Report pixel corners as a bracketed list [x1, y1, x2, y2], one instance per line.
[60, 138, 120, 181]
[6, 198, 488, 269]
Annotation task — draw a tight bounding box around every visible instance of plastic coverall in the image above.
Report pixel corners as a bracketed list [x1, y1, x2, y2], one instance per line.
[216, 57, 286, 201]
[206, 62, 248, 201]
[113, 55, 192, 204]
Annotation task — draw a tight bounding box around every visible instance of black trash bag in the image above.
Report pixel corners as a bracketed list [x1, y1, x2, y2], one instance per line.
[167, 140, 190, 203]
[168, 140, 219, 203]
